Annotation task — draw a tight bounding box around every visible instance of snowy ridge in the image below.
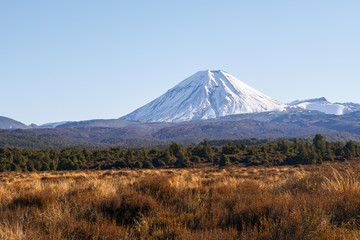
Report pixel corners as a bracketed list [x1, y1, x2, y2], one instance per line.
[122, 70, 286, 122]
[289, 98, 353, 115]
[40, 121, 69, 128]
[289, 97, 329, 105]
[339, 102, 360, 112]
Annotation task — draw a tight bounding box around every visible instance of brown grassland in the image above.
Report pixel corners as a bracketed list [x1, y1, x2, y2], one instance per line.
[1, 162, 360, 239]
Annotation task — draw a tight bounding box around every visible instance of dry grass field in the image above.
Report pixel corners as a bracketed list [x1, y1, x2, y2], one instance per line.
[1, 162, 360, 239]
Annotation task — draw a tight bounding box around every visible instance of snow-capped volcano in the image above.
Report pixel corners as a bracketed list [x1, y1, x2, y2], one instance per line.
[121, 70, 286, 122]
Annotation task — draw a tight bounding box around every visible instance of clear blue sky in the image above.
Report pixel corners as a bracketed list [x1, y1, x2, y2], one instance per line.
[1, 1, 359, 125]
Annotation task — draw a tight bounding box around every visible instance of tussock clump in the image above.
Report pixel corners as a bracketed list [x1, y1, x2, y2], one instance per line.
[99, 193, 158, 225]
[9, 190, 55, 209]
[135, 175, 177, 202]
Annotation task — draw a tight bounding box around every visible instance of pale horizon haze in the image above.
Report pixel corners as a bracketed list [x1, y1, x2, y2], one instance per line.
[1, 1, 359, 125]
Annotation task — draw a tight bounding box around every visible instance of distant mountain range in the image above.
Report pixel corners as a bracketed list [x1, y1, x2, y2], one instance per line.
[1, 109, 360, 148]
[1, 70, 360, 148]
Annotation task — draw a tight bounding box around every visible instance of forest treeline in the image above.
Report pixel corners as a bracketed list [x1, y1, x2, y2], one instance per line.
[0, 134, 359, 172]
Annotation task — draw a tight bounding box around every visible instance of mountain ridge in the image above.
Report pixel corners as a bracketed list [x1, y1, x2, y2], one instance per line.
[0, 116, 30, 130]
[1, 111, 360, 148]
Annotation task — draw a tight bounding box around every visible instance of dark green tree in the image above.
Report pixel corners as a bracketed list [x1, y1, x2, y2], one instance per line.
[175, 151, 189, 168]
[219, 154, 231, 168]
[344, 141, 356, 159]
[142, 160, 154, 169]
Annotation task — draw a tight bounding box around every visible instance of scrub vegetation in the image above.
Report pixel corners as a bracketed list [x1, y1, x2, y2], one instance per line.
[0, 134, 359, 172]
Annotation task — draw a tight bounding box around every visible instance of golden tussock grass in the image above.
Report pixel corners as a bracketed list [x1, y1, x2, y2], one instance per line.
[1, 162, 360, 239]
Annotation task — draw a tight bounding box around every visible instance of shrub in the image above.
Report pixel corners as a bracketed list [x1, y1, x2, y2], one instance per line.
[99, 193, 158, 225]
[219, 154, 231, 168]
[142, 160, 154, 169]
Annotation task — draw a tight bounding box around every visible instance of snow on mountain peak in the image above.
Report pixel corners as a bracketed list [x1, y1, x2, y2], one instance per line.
[121, 70, 286, 122]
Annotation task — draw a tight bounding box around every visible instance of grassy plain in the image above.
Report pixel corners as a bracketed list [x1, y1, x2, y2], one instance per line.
[1, 162, 360, 239]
